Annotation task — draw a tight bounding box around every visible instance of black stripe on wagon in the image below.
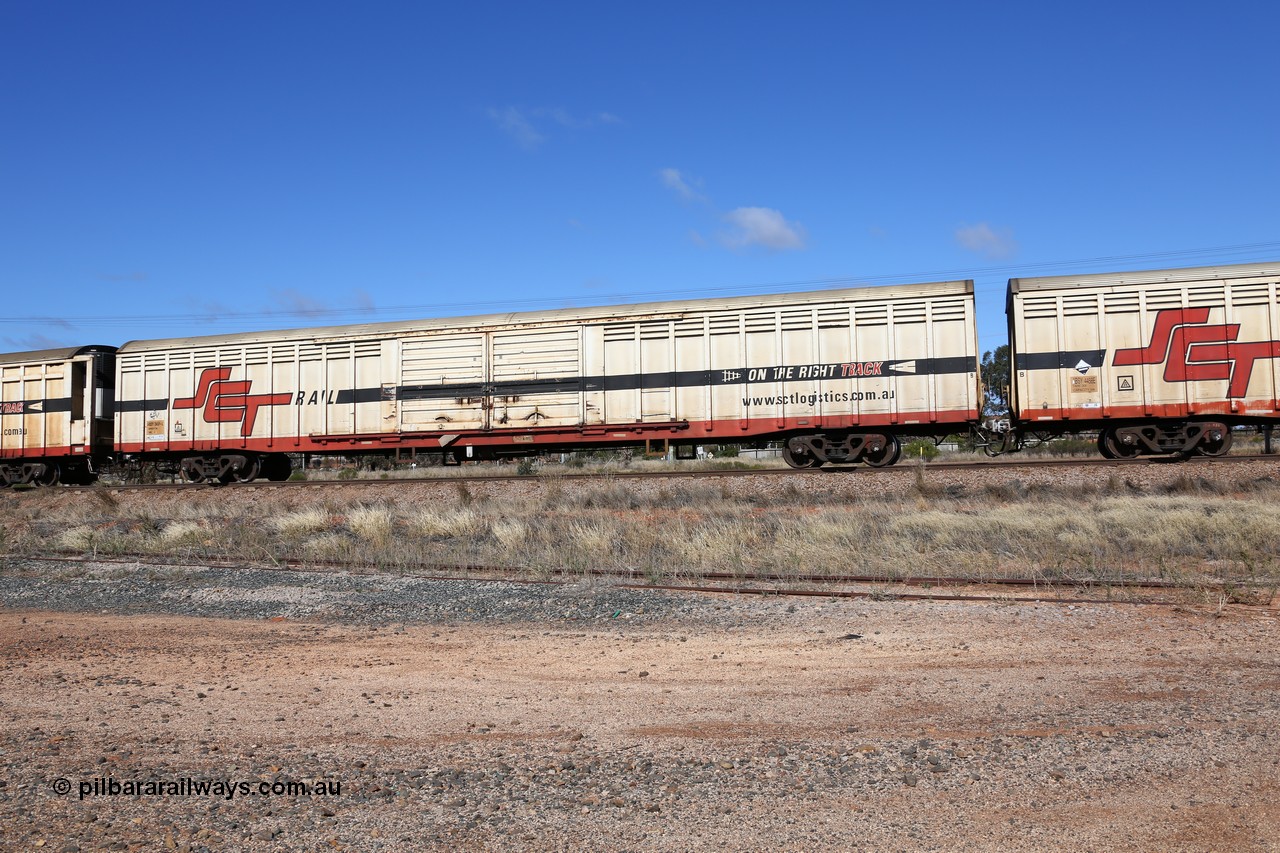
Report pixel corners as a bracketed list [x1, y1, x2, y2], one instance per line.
[115, 398, 171, 413]
[1014, 350, 1106, 371]
[398, 358, 978, 402]
[904, 356, 976, 377]
[0, 398, 74, 415]
[335, 388, 384, 404]
[116, 357, 980, 410]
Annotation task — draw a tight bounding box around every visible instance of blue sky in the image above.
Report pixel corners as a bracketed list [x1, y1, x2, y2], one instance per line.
[3, 2, 1278, 355]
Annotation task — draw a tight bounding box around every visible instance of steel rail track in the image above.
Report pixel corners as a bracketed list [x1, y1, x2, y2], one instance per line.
[27, 452, 1280, 494]
[8, 552, 1274, 608]
[4, 551, 1245, 592]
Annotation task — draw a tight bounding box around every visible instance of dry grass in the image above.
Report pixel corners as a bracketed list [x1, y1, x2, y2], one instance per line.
[55, 526, 97, 551]
[346, 505, 395, 547]
[157, 520, 208, 547]
[270, 508, 330, 537]
[409, 508, 487, 539]
[4, 472, 1279, 600]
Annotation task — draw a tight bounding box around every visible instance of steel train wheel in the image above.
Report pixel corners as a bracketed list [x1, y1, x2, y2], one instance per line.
[233, 458, 261, 483]
[1101, 429, 1141, 459]
[62, 465, 92, 486]
[33, 464, 60, 487]
[782, 443, 821, 469]
[262, 454, 293, 481]
[861, 434, 901, 468]
[1195, 429, 1233, 458]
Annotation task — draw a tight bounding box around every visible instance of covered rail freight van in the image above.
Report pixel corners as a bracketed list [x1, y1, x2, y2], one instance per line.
[0, 346, 116, 485]
[1008, 261, 1280, 457]
[114, 281, 981, 480]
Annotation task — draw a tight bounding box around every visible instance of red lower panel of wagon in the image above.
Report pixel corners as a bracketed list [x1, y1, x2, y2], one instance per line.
[116, 408, 979, 456]
[1018, 399, 1280, 425]
[0, 445, 87, 460]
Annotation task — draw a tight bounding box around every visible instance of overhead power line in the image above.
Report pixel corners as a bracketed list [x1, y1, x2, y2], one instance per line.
[5, 239, 1280, 328]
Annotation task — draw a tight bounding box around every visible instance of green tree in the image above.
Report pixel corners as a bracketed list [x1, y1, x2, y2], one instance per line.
[903, 439, 941, 461]
[981, 345, 1011, 418]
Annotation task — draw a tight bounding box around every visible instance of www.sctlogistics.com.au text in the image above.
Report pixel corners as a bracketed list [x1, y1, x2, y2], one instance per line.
[54, 776, 342, 801]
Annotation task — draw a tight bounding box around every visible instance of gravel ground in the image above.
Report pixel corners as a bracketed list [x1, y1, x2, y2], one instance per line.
[0, 559, 715, 626]
[1, 558, 1278, 851]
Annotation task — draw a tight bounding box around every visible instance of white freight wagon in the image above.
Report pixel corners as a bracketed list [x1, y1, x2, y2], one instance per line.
[0, 346, 116, 485]
[115, 281, 980, 480]
[1008, 261, 1280, 457]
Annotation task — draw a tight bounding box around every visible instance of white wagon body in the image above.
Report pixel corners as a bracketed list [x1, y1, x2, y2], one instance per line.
[115, 281, 979, 473]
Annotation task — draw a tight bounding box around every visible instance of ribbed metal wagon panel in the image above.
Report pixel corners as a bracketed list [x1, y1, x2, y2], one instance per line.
[114, 282, 980, 455]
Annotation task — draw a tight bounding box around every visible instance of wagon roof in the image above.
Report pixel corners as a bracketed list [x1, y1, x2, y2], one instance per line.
[1008, 260, 1280, 293]
[116, 280, 974, 352]
[0, 345, 116, 366]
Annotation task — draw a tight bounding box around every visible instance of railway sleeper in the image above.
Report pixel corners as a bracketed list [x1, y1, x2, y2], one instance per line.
[1099, 421, 1231, 459]
[784, 432, 902, 469]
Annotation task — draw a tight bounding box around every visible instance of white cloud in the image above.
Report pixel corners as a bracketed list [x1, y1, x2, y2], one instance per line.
[547, 109, 622, 129]
[488, 107, 620, 148]
[720, 207, 807, 251]
[179, 296, 233, 321]
[4, 333, 67, 351]
[658, 172, 806, 252]
[487, 107, 545, 149]
[955, 222, 1017, 259]
[272, 288, 330, 317]
[659, 168, 705, 202]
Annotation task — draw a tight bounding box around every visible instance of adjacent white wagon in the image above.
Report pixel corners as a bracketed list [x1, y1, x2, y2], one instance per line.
[1008, 261, 1280, 457]
[0, 346, 115, 485]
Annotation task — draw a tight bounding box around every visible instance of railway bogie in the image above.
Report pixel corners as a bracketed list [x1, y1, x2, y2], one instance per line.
[1096, 421, 1232, 459]
[2, 456, 108, 488]
[782, 431, 903, 468]
[167, 452, 294, 484]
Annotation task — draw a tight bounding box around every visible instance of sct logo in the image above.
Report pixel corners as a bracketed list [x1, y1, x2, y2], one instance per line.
[174, 368, 293, 436]
[1113, 308, 1280, 397]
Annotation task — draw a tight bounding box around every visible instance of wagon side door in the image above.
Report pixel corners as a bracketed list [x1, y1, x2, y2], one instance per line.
[489, 325, 583, 429]
[398, 333, 488, 432]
